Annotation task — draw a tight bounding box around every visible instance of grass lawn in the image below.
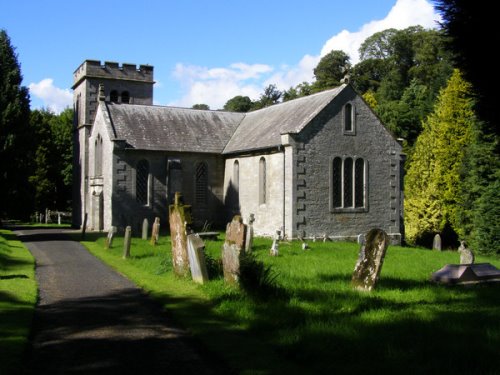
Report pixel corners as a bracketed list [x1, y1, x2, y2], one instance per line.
[0, 229, 37, 374]
[81, 232, 500, 375]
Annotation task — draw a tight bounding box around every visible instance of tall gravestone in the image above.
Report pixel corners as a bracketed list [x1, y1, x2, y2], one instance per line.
[105, 226, 117, 249]
[142, 218, 149, 240]
[169, 192, 192, 277]
[433, 234, 442, 251]
[245, 213, 255, 253]
[123, 226, 132, 259]
[222, 216, 247, 284]
[187, 234, 209, 284]
[150, 217, 160, 246]
[352, 228, 389, 291]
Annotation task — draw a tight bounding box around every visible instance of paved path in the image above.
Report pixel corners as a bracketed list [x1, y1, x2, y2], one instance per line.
[15, 227, 220, 374]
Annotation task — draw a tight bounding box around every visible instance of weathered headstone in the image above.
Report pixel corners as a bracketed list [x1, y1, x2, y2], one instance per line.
[169, 192, 192, 277]
[57, 212, 61, 225]
[187, 234, 209, 284]
[433, 234, 442, 251]
[104, 226, 117, 249]
[123, 226, 132, 259]
[222, 216, 247, 284]
[458, 241, 475, 264]
[357, 233, 366, 246]
[142, 218, 149, 240]
[270, 230, 280, 256]
[244, 213, 255, 253]
[150, 217, 160, 246]
[351, 228, 389, 291]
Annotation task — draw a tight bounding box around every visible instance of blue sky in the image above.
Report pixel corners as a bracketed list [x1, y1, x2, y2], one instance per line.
[1, 0, 440, 112]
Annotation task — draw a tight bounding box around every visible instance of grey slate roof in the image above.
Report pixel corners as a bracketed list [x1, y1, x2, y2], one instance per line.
[104, 84, 346, 155]
[106, 103, 245, 153]
[222, 85, 346, 154]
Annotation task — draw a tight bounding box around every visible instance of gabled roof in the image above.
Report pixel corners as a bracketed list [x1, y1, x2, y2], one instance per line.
[106, 103, 245, 153]
[222, 85, 346, 154]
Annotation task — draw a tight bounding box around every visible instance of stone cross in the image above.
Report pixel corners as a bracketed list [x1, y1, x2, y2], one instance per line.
[187, 234, 209, 284]
[222, 215, 247, 284]
[169, 192, 192, 277]
[142, 218, 149, 240]
[351, 228, 389, 291]
[433, 234, 442, 251]
[104, 226, 117, 249]
[150, 217, 160, 246]
[123, 226, 132, 259]
[458, 241, 475, 264]
[244, 213, 255, 253]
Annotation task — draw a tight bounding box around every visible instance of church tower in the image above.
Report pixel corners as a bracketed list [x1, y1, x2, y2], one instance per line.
[72, 60, 154, 228]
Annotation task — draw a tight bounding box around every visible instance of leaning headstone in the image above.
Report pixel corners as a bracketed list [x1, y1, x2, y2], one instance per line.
[123, 226, 132, 259]
[187, 234, 209, 284]
[433, 234, 442, 251]
[142, 218, 149, 240]
[104, 226, 117, 249]
[458, 241, 475, 264]
[222, 216, 247, 284]
[150, 217, 160, 246]
[169, 192, 192, 277]
[244, 213, 255, 253]
[351, 228, 389, 291]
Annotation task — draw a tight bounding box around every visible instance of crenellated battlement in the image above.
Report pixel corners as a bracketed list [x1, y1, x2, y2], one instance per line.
[72, 60, 154, 88]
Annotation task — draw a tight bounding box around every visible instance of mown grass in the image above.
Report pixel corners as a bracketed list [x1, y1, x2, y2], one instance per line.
[81, 232, 500, 375]
[0, 229, 37, 374]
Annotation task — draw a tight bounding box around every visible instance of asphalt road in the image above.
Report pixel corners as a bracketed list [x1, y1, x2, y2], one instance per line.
[14, 227, 221, 374]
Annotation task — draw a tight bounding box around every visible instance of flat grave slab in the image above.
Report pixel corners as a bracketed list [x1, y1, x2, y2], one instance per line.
[431, 263, 500, 285]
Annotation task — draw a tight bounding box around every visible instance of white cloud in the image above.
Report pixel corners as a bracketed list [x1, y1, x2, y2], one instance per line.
[170, 0, 441, 109]
[320, 0, 441, 64]
[28, 78, 72, 114]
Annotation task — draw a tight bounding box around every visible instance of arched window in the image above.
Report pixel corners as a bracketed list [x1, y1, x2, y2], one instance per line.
[233, 160, 239, 193]
[331, 157, 366, 210]
[259, 157, 266, 205]
[136, 159, 149, 205]
[110, 90, 119, 103]
[121, 91, 130, 104]
[344, 103, 354, 133]
[331, 157, 342, 208]
[94, 134, 103, 176]
[195, 162, 208, 205]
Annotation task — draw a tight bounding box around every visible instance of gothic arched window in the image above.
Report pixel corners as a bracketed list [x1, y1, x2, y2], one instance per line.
[195, 162, 208, 205]
[331, 157, 366, 210]
[110, 90, 119, 103]
[94, 134, 103, 177]
[259, 157, 267, 205]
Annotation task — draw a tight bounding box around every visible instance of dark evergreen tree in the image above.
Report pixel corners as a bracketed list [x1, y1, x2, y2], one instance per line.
[0, 29, 32, 219]
[223, 95, 253, 112]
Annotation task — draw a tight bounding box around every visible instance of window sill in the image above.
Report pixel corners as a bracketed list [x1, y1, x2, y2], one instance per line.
[330, 207, 367, 213]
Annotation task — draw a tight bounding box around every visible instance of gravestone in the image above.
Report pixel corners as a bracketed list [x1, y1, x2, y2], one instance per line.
[270, 230, 280, 256]
[431, 263, 500, 285]
[142, 218, 149, 240]
[351, 228, 389, 291]
[104, 226, 117, 249]
[433, 234, 442, 251]
[458, 241, 475, 264]
[150, 217, 160, 246]
[169, 192, 192, 277]
[123, 226, 132, 259]
[187, 234, 209, 284]
[323, 234, 328, 242]
[245, 213, 255, 253]
[357, 233, 366, 246]
[222, 216, 247, 284]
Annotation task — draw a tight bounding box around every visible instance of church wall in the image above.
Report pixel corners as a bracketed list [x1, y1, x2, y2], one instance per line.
[223, 152, 285, 237]
[293, 86, 404, 244]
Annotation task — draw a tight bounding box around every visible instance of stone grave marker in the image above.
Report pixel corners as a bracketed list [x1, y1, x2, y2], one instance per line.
[150, 217, 160, 246]
[245, 213, 255, 253]
[104, 226, 117, 249]
[123, 226, 132, 259]
[270, 230, 280, 256]
[187, 234, 209, 284]
[169, 192, 192, 277]
[431, 263, 500, 285]
[458, 241, 475, 264]
[433, 234, 442, 251]
[142, 218, 149, 240]
[351, 228, 389, 291]
[222, 215, 247, 284]
[357, 233, 366, 246]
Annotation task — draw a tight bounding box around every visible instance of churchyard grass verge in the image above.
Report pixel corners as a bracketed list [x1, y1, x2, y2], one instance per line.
[81, 232, 500, 374]
[0, 229, 37, 374]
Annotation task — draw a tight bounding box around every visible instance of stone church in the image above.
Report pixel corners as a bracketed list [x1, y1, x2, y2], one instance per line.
[72, 60, 405, 243]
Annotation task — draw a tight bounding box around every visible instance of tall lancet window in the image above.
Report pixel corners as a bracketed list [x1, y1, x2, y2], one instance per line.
[94, 134, 103, 177]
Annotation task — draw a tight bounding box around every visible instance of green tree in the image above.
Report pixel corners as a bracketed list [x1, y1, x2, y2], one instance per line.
[192, 104, 210, 110]
[252, 84, 282, 110]
[405, 70, 475, 246]
[0, 29, 32, 219]
[313, 50, 351, 91]
[223, 95, 253, 112]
